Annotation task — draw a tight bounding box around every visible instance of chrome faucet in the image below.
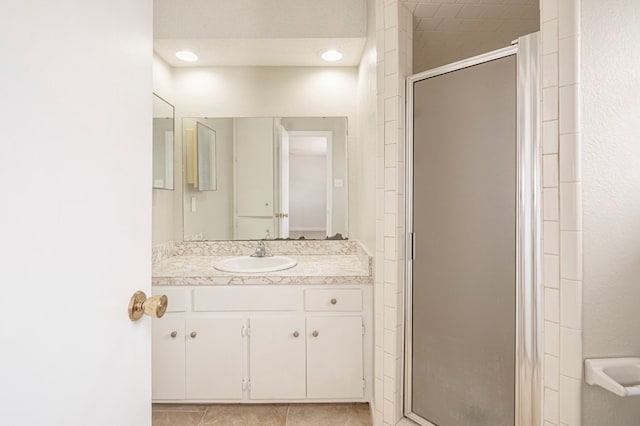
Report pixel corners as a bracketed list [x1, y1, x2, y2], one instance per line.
[251, 241, 269, 258]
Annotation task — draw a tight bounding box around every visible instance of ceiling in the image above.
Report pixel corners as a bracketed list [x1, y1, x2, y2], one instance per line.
[406, 0, 540, 72]
[153, 0, 367, 67]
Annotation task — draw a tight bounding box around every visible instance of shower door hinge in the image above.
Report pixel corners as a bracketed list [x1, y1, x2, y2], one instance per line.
[409, 232, 415, 260]
[362, 324, 366, 336]
[242, 325, 251, 337]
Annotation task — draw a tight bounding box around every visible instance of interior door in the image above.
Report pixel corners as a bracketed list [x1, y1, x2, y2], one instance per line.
[0, 1, 153, 425]
[277, 123, 290, 238]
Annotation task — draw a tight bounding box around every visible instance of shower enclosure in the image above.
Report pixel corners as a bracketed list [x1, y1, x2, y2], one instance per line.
[405, 33, 541, 426]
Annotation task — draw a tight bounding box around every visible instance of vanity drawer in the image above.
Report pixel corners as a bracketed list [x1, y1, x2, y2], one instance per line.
[304, 289, 362, 312]
[193, 287, 299, 312]
[153, 288, 186, 313]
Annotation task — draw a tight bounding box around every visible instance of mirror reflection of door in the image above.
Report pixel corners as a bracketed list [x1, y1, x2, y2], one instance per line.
[285, 131, 332, 240]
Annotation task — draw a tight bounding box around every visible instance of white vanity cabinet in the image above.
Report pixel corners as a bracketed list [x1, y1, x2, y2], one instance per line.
[151, 285, 372, 403]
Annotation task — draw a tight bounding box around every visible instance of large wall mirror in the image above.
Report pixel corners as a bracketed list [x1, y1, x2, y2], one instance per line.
[152, 94, 175, 190]
[183, 117, 348, 241]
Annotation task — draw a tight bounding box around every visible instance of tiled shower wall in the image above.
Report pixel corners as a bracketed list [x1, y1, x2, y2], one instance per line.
[541, 0, 583, 425]
[373, 1, 412, 425]
[375, 1, 584, 425]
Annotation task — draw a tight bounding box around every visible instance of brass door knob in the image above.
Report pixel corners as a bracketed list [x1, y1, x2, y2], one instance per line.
[170, 331, 178, 338]
[293, 331, 300, 338]
[330, 298, 337, 305]
[312, 330, 319, 337]
[128, 291, 168, 321]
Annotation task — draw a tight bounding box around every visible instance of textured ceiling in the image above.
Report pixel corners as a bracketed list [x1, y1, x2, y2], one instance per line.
[406, 0, 540, 73]
[153, 0, 367, 67]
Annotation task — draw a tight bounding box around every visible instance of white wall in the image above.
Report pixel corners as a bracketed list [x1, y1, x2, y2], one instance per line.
[152, 53, 176, 244]
[173, 66, 359, 240]
[0, 0, 153, 424]
[582, 1, 640, 424]
[353, 0, 378, 253]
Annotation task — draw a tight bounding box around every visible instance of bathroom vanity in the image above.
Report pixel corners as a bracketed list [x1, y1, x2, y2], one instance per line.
[151, 240, 373, 404]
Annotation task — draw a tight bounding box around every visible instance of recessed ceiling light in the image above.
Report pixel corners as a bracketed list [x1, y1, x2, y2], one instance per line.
[175, 50, 198, 62]
[321, 49, 343, 62]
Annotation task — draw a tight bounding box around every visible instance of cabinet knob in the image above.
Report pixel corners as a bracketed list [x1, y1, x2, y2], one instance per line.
[293, 331, 300, 338]
[190, 331, 197, 338]
[330, 298, 337, 305]
[312, 330, 319, 337]
[170, 331, 177, 338]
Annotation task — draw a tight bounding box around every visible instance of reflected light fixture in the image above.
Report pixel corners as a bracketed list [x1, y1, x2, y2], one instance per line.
[175, 50, 198, 62]
[321, 49, 343, 62]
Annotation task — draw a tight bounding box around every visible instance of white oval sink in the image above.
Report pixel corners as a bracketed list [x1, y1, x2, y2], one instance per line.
[214, 256, 297, 273]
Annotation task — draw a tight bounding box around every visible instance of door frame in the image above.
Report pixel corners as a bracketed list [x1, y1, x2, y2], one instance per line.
[403, 33, 541, 426]
[286, 130, 333, 237]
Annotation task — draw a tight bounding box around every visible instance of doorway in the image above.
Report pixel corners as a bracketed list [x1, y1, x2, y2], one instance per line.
[279, 130, 333, 240]
[405, 33, 541, 426]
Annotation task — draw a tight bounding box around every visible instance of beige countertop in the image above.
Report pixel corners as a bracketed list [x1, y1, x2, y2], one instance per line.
[152, 254, 373, 286]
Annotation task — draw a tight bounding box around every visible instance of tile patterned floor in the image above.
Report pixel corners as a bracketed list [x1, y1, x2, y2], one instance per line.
[152, 403, 372, 426]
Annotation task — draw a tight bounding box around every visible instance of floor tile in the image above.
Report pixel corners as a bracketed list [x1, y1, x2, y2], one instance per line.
[200, 404, 288, 426]
[286, 403, 372, 426]
[153, 404, 209, 413]
[152, 410, 205, 426]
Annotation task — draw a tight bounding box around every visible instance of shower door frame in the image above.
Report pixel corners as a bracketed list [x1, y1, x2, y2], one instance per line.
[404, 33, 541, 426]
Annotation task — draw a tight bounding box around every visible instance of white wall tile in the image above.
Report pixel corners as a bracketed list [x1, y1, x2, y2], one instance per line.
[383, 306, 397, 330]
[384, 122, 398, 145]
[559, 85, 580, 134]
[544, 254, 560, 288]
[543, 120, 559, 154]
[559, 133, 581, 182]
[545, 321, 560, 357]
[544, 188, 559, 221]
[384, 213, 396, 236]
[384, 27, 398, 53]
[558, 0, 580, 39]
[383, 374, 396, 400]
[543, 154, 559, 187]
[544, 221, 560, 255]
[542, 53, 558, 88]
[543, 87, 559, 121]
[545, 354, 560, 391]
[544, 388, 560, 424]
[545, 288, 560, 323]
[560, 279, 582, 330]
[384, 167, 397, 191]
[542, 0, 558, 22]
[384, 3, 398, 29]
[384, 144, 397, 166]
[560, 327, 583, 379]
[384, 236, 397, 260]
[383, 260, 397, 284]
[383, 328, 397, 356]
[559, 182, 582, 231]
[384, 97, 398, 123]
[375, 377, 384, 409]
[384, 50, 399, 76]
[542, 20, 558, 54]
[559, 35, 580, 86]
[559, 376, 582, 425]
[560, 231, 583, 281]
[384, 74, 398, 98]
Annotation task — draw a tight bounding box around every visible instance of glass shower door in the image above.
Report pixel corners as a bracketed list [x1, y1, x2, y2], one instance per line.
[409, 53, 517, 426]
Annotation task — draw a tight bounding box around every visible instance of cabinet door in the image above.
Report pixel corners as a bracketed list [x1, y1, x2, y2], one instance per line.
[185, 318, 243, 400]
[307, 316, 364, 399]
[152, 317, 185, 400]
[249, 316, 306, 399]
